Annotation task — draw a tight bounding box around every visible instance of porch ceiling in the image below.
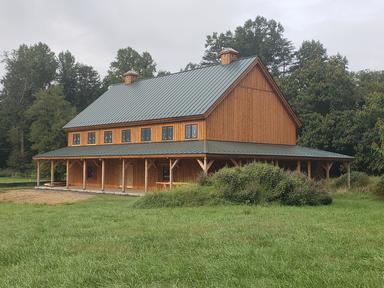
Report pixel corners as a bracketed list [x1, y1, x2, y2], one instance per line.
[33, 140, 353, 161]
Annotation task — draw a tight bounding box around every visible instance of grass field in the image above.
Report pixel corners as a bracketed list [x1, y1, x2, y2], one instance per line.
[0, 191, 383, 287]
[0, 177, 35, 183]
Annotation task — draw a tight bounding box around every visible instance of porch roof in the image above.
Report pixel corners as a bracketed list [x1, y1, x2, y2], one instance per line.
[34, 140, 353, 161]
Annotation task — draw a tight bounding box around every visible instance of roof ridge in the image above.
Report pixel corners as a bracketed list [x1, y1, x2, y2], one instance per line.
[111, 55, 258, 86]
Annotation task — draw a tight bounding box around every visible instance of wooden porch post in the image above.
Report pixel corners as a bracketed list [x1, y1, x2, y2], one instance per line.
[297, 160, 301, 173]
[169, 159, 179, 189]
[345, 162, 351, 189]
[144, 159, 148, 193]
[322, 161, 333, 180]
[307, 160, 312, 179]
[36, 160, 40, 187]
[101, 159, 105, 191]
[82, 159, 87, 190]
[122, 159, 126, 193]
[197, 157, 214, 175]
[50, 160, 54, 187]
[66, 160, 70, 189]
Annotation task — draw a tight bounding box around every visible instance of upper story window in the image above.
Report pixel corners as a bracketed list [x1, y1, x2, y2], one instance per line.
[72, 133, 80, 145]
[141, 128, 151, 142]
[121, 129, 131, 143]
[88, 132, 96, 144]
[104, 131, 113, 143]
[162, 126, 173, 141]
[185, 124, 198, 139]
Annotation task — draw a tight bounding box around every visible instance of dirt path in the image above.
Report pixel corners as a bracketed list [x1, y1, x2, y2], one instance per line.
[0, 189, 94, 205]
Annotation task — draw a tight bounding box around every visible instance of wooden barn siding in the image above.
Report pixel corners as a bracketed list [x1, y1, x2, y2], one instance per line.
[206, 66, 297, 145]
[67, 120, 206, 147]
[68, 158, 201, 190]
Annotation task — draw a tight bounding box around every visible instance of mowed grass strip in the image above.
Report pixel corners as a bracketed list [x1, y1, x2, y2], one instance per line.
[0, 193, 383, 287]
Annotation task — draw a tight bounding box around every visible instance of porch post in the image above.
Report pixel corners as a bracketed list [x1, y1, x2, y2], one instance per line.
[101, 159, 105, 191]
[346, 162, 351, 189]
[169, 159, 179, 190]
[66, 160, 69, 189]
[36, 160, 40, 187]
[144, 159, 148, 193]
[122, 159, 125, 193]
[322, 161, 333, 180]
[197, 157, 214, 175]
[50, 160, 54, 187]
[307, 160, 312, 179]
[82, 159, 87, 190]
[297, 160, 301, 173]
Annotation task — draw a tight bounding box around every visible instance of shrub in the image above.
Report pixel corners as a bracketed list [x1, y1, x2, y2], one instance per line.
[333, 171, 370, 188]
[134, 184, 224, 208]
[375, 176, 384, 198]
[196, 172, 213, 186]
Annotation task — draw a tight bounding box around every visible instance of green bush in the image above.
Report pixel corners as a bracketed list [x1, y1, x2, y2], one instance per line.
[134, 184, 224, 208]
[375, 176, 384, 198]
[196, 172, 213, 186]
[333, 171, 370, 188]
[136, 163, 332, 208]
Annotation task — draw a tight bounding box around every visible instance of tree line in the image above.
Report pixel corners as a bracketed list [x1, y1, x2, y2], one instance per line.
[0, 16, 383, 175]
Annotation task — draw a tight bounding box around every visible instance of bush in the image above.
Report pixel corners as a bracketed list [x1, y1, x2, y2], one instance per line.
[134, 184, 224, 208]
[196, 172, 213, 186]
[333, 171, 370, 188]
[213, 163, 331, 206]
[135, 163, 332, 208]
[375, 176, 384, 198]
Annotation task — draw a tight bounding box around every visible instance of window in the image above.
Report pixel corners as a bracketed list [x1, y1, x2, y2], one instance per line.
[104, 131, 112, 143]
[162, 165, 170, 181]
[72, 133, 80, 145]
[88, 132, 96, 144]
[162, 126, 173, 141]
[141, 128, 151, 141]
[121, 129, 131, 143]
[185, 124, 198, 139]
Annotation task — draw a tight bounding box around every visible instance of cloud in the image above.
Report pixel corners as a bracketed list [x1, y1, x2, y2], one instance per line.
[0, 0, 383, 80]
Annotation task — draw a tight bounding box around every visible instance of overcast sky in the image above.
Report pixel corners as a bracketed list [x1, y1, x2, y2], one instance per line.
[0, 0, 383, 78]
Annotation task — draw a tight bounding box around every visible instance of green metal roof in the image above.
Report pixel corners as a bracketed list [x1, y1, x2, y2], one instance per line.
[34, 141, 353, 160]
[64, 57, 256, 129]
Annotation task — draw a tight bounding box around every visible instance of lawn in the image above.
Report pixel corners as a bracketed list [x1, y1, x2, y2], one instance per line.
[0, 177, 35, 183]
[0, 191, 383, 287]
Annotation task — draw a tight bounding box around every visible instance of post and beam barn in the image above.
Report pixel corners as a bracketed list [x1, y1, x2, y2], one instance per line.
[34, 48, 353, 194]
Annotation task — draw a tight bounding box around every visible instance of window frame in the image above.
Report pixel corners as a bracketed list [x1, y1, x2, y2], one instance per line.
[121, 129, 131, 143]
[103, 130, 113, 144]
[141, 128, 151, 142]
[72, 133, 81, 145]
[87, 131, 96, 145]
[185, 124, 198, 139]
[162, 126, 174, 141]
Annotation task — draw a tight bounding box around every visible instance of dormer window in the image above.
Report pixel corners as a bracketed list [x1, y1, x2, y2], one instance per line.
[88, 132, 96, 144]
[72, 133, 80, 145]
[104, 131, 112, 143]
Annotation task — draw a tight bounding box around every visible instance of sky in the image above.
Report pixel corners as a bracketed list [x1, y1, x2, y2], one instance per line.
[0, 0, 383, 78]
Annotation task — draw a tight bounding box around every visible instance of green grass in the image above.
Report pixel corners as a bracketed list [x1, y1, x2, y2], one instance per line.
[0, 192, 383, 287]
[0, 177, 35, 183]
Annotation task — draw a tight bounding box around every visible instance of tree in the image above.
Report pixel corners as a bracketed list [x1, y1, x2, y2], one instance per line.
[157, 70, 171, 77]
[103, 47, 156, 88]
[202, 16, 294, 75]
[0, 43, 57, 171]
[180, 62, 200, 72]
[57, 51, 102, 112]
[25, 85, 75, 154]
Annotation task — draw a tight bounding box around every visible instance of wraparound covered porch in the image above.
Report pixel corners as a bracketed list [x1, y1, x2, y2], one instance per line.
[33, 140, 354, 194]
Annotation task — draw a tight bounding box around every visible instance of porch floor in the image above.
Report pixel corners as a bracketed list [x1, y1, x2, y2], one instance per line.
[35, 185, 145, 197]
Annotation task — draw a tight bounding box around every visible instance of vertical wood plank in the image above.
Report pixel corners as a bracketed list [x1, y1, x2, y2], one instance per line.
[307, 160, 312, 179]
[297, 160, 301, 173]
